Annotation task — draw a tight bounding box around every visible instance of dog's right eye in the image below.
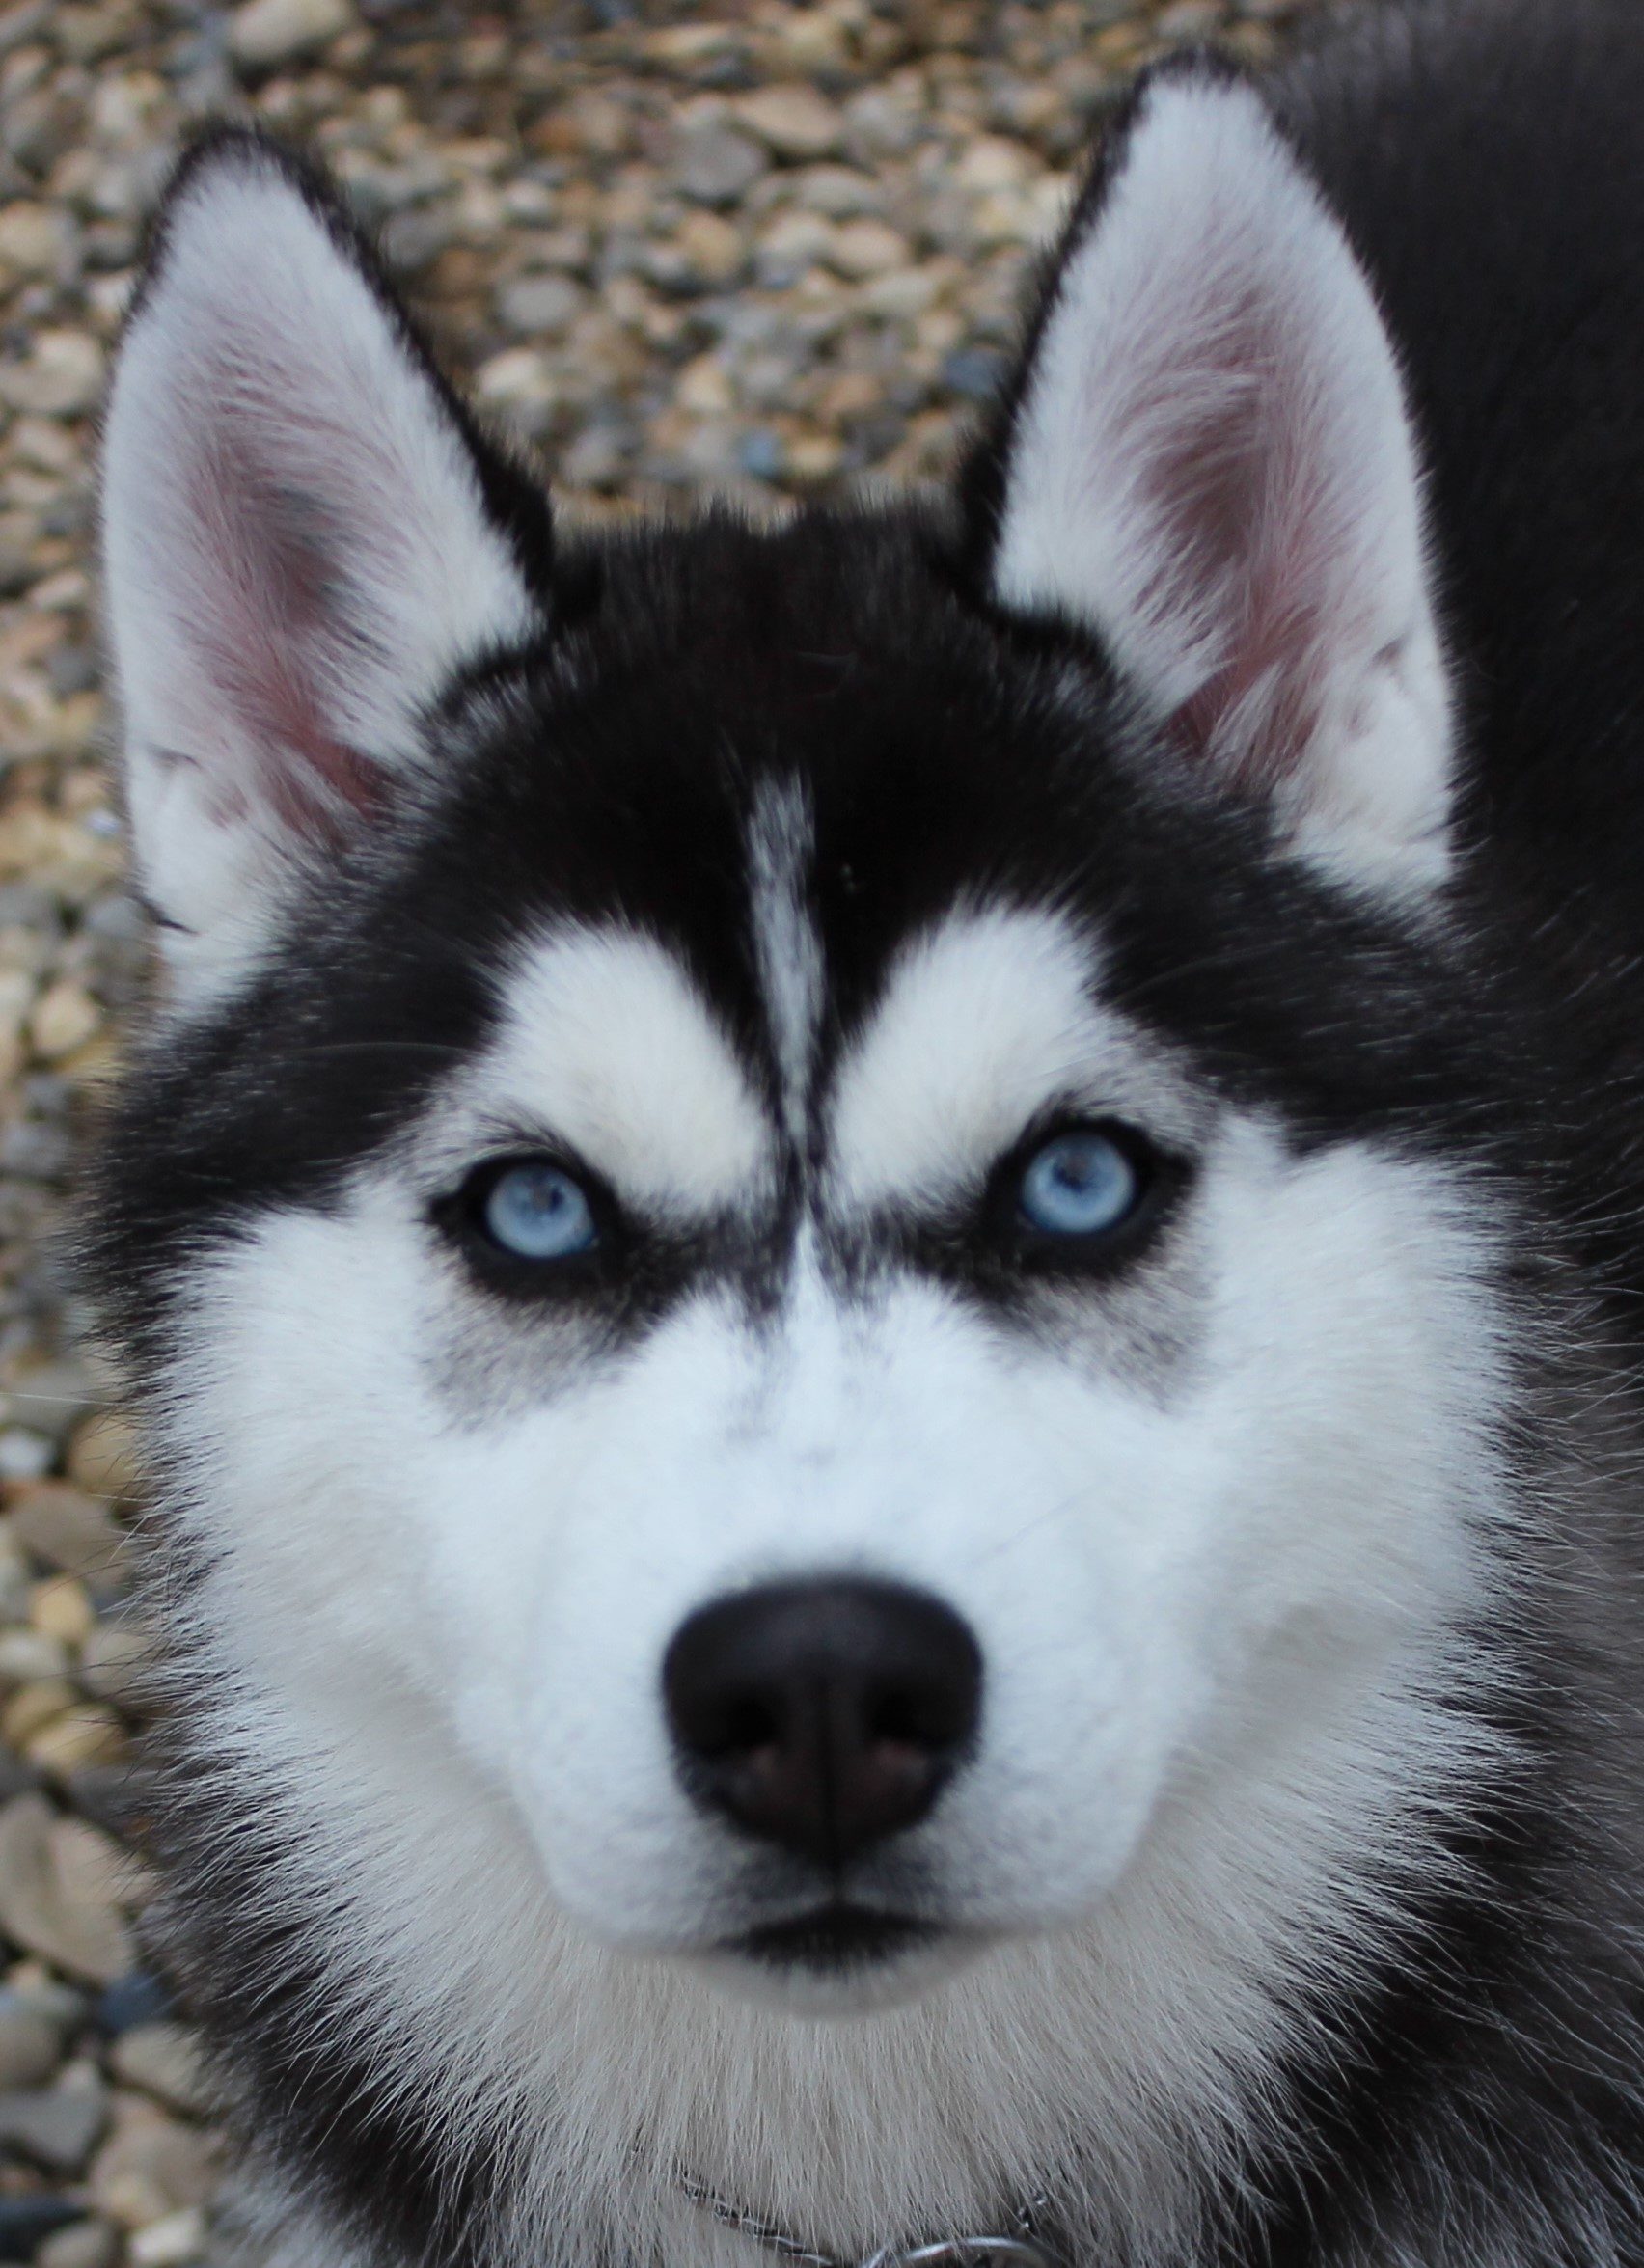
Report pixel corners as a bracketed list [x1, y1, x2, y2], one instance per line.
[474, 1160, 599, 1262]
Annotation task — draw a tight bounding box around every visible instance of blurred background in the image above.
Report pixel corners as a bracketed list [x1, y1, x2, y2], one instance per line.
[0, 0, 1311, 2260]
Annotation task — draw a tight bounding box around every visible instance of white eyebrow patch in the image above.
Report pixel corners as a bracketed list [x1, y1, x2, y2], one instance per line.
[459, 926, 770, 1216]
[827, 907, 1181, 1211]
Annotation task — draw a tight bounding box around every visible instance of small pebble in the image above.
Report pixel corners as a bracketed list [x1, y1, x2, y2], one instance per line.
[0, 1988, 62, 2088]
[109, 2026, 211, 2120]
[90, 2090, 218, 2227]
[129, 2208, 208, 2267]
[737, 84, 844, 161]
[7, 1488, 126, 1586]
[0, 2073, 108, 2173]
[37, 2222, 121, 2268]
[0, 1794, 135, 1982]
[228, 0, 355, 71]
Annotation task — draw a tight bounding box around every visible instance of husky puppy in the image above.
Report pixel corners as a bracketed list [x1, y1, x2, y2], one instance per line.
[87, 0, 1644, 2261]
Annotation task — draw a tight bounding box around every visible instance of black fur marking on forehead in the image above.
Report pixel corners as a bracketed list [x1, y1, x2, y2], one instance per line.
[85, 496, 1538, 1387]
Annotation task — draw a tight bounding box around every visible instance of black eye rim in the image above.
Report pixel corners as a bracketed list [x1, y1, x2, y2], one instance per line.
[982, 1114, 1188, 1271]
[430, 1148, 625, 1287]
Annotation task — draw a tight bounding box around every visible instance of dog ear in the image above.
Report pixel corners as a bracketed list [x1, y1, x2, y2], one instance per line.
[100, 129, 549, 1001]
[973, 65, 1451, 895]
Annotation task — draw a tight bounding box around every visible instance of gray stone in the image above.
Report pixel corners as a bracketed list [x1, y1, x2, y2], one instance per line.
[0, 2073, 108, 2172]
[228, 0, 355, 70]
[0, 1989, 64, 2088]
[672, 123, 767, 206]
[495, 272, 584, 336]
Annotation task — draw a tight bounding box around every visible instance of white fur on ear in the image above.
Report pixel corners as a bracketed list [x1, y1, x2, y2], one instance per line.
[991, 70, 1451, 895]
[101, 136, 541, 1001]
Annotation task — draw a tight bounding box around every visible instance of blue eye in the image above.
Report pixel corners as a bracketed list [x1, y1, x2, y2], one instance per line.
[480, 1161, 598, 1261]
[1017, 1130, 1142, 1241]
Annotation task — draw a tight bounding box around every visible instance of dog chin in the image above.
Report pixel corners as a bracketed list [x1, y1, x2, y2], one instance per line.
[686, 1905, 995, 2014]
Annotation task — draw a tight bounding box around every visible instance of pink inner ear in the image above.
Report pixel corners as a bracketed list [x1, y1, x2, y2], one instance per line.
[183, 423, 391, 843]
[1139, 301, 1366, 791]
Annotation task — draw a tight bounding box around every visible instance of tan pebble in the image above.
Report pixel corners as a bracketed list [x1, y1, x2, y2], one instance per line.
[828, 219, 912, 278]
[815, 369, 885, 422]
[65, 1414, 142, 1505]
[228, 0, 354, 69]
[0, 201, 72, 275]
[58, 1030, 124, 1090]
[673, 209, 742, 285]
[109, 2025, 211, 2118]
[8, 1484, 127, 1581]
[7, 418, 81, 477]
[30, 1576, 94, 1647]
[0, 332, 105, 419]
[129, 2210, 208, 2268]
[474, 346, 556, 408]
[767, 9, 851, 72]
[91, 2092, 219, 2227]
[673, 353, 735, 418]
[952, 135, 1033, 193]
[26, 568, 92, 613]
[1094, 21, 1148, 64]
[736, 84, 843, 161]
[25, 1702, 128, 1778]
[80, 1624, 155, 1709]
[38, 2221, 123, 2268]
[29, 979, 100, 1061]
[53, 4, 134, 63]
[647, 20, 742, 65]
[95, 2172, 174, 2232]
[969, 190, 1039, 249]
[786, 431, 846, 481]
[0, 1793, 134, 1981]
[1, 1675, 75, 1745]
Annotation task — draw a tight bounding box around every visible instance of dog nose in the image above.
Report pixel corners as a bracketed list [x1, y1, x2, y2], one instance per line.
[662, 1578, 982, 1867]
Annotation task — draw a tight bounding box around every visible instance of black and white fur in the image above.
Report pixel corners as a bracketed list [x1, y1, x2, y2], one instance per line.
[88, 3, 1644, 2261]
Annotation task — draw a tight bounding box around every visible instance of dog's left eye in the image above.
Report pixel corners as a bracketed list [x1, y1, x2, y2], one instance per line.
[1015, 1129, 1143, 1241]
[478, 1161, 599, 1261]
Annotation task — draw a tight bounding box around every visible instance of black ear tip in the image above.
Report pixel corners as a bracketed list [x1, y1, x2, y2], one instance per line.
[135, 121, 371, 303]
[159, 120, 323, 223]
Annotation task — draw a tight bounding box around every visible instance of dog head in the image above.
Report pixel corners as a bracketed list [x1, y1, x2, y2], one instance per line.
[94, 68, 1515, 2254]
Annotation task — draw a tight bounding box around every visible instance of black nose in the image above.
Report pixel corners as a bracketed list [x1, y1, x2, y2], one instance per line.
[662, 1578, 982, 1868]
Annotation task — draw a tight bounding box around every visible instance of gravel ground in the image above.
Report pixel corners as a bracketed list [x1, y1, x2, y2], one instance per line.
[0, 0, 1315, 2258]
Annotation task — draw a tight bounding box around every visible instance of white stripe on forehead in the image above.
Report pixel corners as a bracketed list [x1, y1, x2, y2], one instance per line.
[459, 926, 769, 1216]
[746, 776, 822, 1146]
[828, 907, 1191, 1210]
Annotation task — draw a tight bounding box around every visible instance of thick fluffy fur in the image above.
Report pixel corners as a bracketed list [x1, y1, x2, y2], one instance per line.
[87, 5, 1644, 2264]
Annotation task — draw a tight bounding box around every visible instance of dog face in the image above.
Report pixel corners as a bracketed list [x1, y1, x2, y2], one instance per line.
[93, 62, 1518, 2254]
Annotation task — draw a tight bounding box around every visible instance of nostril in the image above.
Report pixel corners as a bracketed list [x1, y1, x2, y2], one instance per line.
[870, 1676, 970, 1750]
[662, 1577, 983, 1868]
[690, 1688, 781, 1759]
